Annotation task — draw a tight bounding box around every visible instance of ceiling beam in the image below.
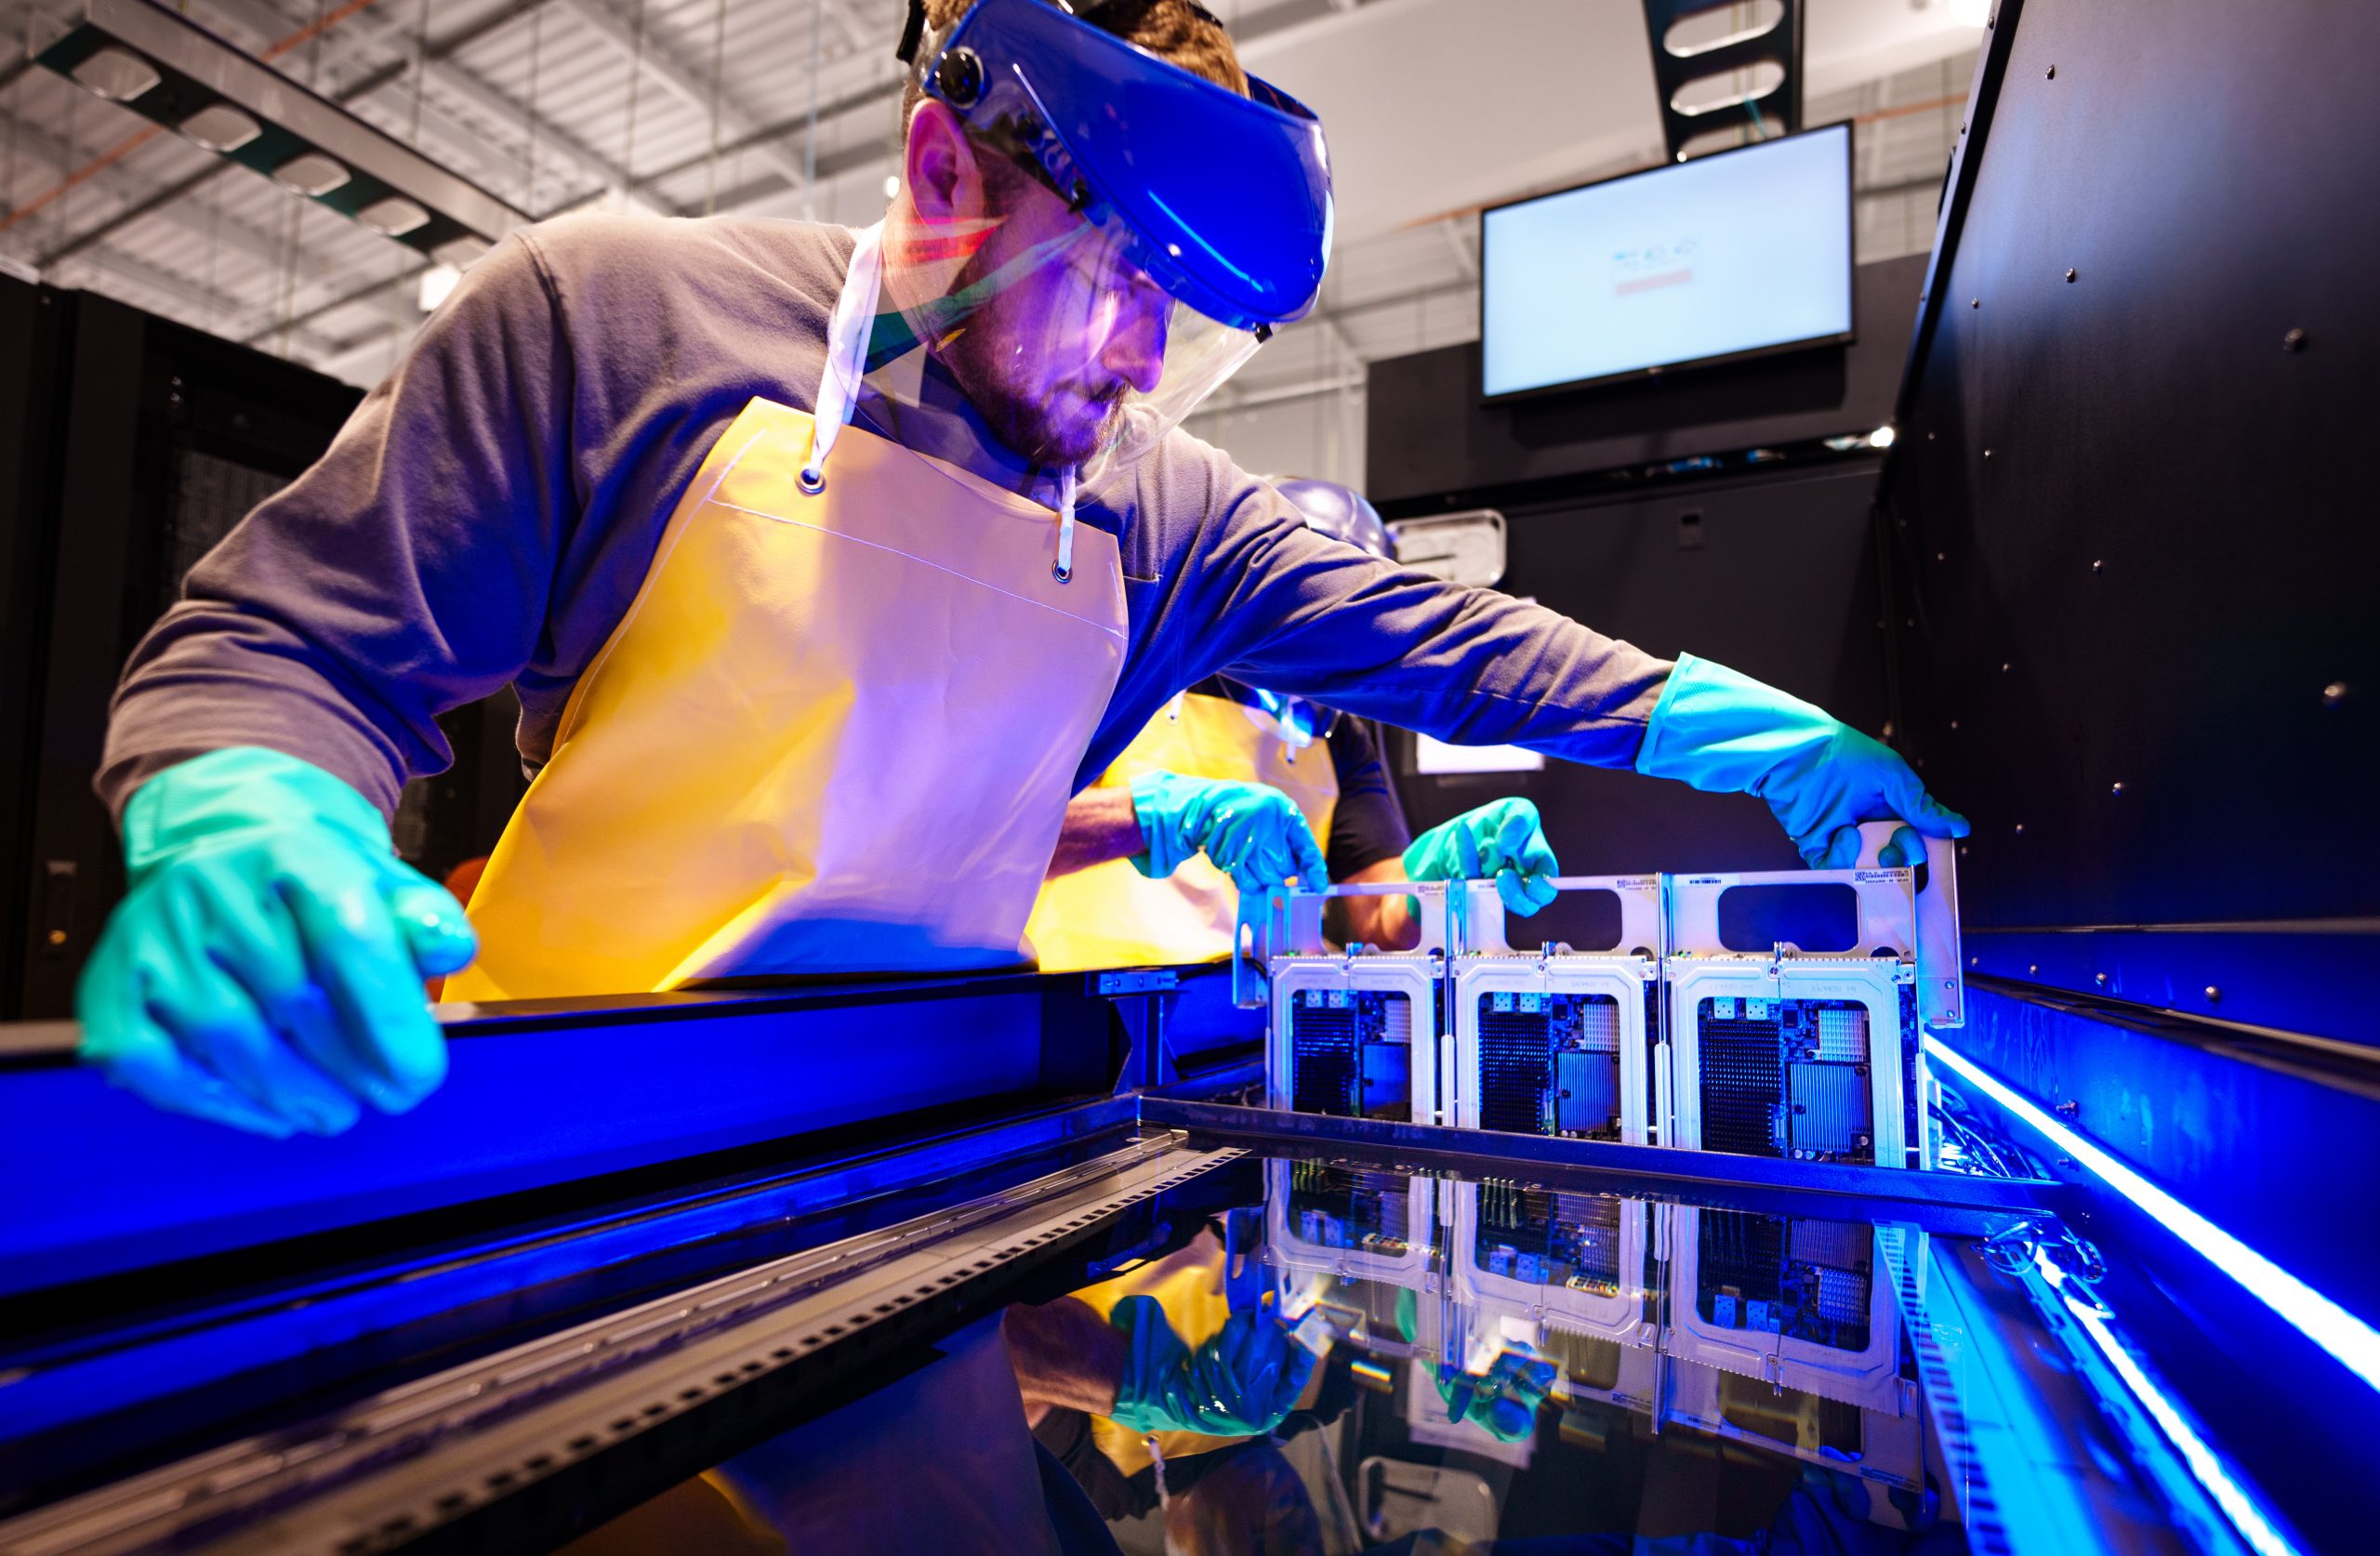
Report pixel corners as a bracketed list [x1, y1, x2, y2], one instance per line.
[200, 0, 632, 202]
[31, 0, 563, 267]
[554, 0, 813, 204]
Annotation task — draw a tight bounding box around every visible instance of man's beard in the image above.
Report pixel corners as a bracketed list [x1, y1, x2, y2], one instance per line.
[938, 319, 1122, 469]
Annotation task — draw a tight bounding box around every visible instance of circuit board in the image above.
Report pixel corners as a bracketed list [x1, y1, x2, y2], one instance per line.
[1695, 996, 1876, 1163]
[1289, 989, 1413, 1120]
[1474, 991, 1623, 1139]
[1287, 1160, 1415, 1257]
[1474, 1179, 1625, 1295]
[1693, 1211, 1874, 1352]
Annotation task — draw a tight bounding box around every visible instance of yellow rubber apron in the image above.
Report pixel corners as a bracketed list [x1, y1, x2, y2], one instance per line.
[447, 224, 1126, 1000]
[1024, 690, 1339, 973]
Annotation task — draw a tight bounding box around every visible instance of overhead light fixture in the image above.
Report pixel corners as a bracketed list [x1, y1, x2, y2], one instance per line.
[417, 263, 461, 312]
[358, 196, 430, 237]
[176, 101, 258, 152]
[70, 43, 157, 100]
[1949, 0, 1992, 26]
[1869, 424, 1897, 449]
[33, 0, 522, 261]
[431, 235, 491, 270]
[272, 152, 348, 196]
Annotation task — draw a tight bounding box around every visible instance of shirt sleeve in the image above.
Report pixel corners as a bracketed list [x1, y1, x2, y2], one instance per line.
[1155, 454, 1674, 771]
[1324, 717, 1412, 879]
[97, 231, 578, 820]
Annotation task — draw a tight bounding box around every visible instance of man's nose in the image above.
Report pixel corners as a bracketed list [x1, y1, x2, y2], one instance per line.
[1098, 289, 1170, 396]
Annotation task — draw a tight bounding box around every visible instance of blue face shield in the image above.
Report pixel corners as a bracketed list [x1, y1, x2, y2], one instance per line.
[897, 0, 1334, 479]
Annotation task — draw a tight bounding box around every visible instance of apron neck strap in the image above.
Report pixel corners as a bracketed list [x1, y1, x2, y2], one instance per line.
[813, 220, 1082, 586]
[802, 221, 885, 488]
[1052, 467, 1078, 583]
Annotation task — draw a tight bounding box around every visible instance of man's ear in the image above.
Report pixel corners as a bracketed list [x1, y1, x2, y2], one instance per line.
[906, 99, 985, 223]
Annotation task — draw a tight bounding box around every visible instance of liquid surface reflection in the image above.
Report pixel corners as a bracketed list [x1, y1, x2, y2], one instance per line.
[565, 1151, 1979, 1556]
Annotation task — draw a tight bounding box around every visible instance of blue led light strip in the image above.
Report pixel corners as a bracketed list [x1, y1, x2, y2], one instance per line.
[1924, 1035, 2380, 1396]
[2033, 1249, 2300, 1556]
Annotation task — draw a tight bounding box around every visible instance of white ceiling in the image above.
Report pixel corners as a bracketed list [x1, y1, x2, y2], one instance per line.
[0, 0, 1987, 389]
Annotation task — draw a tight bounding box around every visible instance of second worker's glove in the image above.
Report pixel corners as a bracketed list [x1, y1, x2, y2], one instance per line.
[1402, 797, 1560, 916]
[1634, 653, 1969, 869]
[1129, 771, 1329, 892]
[76, 746, 478, 1138]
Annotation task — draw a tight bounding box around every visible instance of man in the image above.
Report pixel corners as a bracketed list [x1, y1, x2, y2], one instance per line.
[78, 0, 1964, 1139]
[1028, 476, 1560, 969]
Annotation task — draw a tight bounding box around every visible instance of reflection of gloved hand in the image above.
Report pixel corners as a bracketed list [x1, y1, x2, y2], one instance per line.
[1129, 771, 1329, 891]
[77, 747, 478, 1138]
[1107, 1295, 1319, 1437]
[1435, 1347, 1557, 1444]
[1403, 797, 1559, 916]
[1635, 653, 1969, 869]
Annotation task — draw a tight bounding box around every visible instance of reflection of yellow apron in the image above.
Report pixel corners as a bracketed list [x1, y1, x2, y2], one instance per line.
[447, 226, 1125, 1000]
[1068, 1228, 1248, 1478]
[1025, 691, 1339, 974]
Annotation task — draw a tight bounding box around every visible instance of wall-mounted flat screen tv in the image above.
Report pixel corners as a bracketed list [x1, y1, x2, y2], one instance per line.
[1480, 122, 1855, 402]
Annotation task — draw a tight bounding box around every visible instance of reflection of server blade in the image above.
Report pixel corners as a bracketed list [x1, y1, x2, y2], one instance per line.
[1263, 1157, 1438, 1289]
[1665, 1207, 1911, 1418]
[1449, 1180, 1655, 1345]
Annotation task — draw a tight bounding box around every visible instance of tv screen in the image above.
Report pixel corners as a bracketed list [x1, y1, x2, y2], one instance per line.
[1480, 123, 1854, 401]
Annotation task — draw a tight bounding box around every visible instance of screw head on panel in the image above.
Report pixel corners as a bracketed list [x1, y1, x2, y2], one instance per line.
[2323, 681, 2349, 706]
[2065, 268, 2077, 282]
[2095, 972, 2107, 985]
[2001, 662, 2011, 673]
[2056, 1100, 2079, 1116]
[2110, 782, 2123, 797]
[2091, 560, 2103, 574]
[2204, 985, 2222, 1002]
[1971, 297, 1980, 309]
[2046, 64, 2056, 79]
[2283, 328, 2307, 352]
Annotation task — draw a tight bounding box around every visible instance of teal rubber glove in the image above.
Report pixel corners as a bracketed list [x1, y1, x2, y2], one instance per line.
[1402, 797, 1560, 916]
[1435, 1346, 1558, 1444]
[1636, 653, 1970, 869]
[1128, 771, 1329, 892]
[1107, 1294, 1318, 1437]
[76, 747, 479, 1138]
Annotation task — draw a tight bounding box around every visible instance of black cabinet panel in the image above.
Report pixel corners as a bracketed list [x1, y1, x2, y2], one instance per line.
[1882, 0, 2380, 930]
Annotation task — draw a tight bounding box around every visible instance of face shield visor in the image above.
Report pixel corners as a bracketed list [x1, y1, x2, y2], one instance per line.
[892, 0, 1333, 485]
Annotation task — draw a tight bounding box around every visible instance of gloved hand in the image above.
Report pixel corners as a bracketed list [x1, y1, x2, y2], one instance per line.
[1635, 653, 1969, 869]
[1106, 1294, 1318, 1438]
[1129, 771, 1329, 892]
[1402, 797, 1560, 916]
[76, 746, 479, 1138]
[1435, 1346, 1558, 1444]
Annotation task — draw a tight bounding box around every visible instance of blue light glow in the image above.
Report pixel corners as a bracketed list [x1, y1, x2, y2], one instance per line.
[1924, 1035, 2380, 1396]
[2032, 1250, 2301, 1556]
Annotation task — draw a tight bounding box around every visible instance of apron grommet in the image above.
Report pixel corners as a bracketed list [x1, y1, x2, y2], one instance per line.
[1051, 560, 1073, 584]
[798, 465, 826, 495]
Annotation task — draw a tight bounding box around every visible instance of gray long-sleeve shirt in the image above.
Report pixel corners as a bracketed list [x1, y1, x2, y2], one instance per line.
[99, 214, 1672, 821]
